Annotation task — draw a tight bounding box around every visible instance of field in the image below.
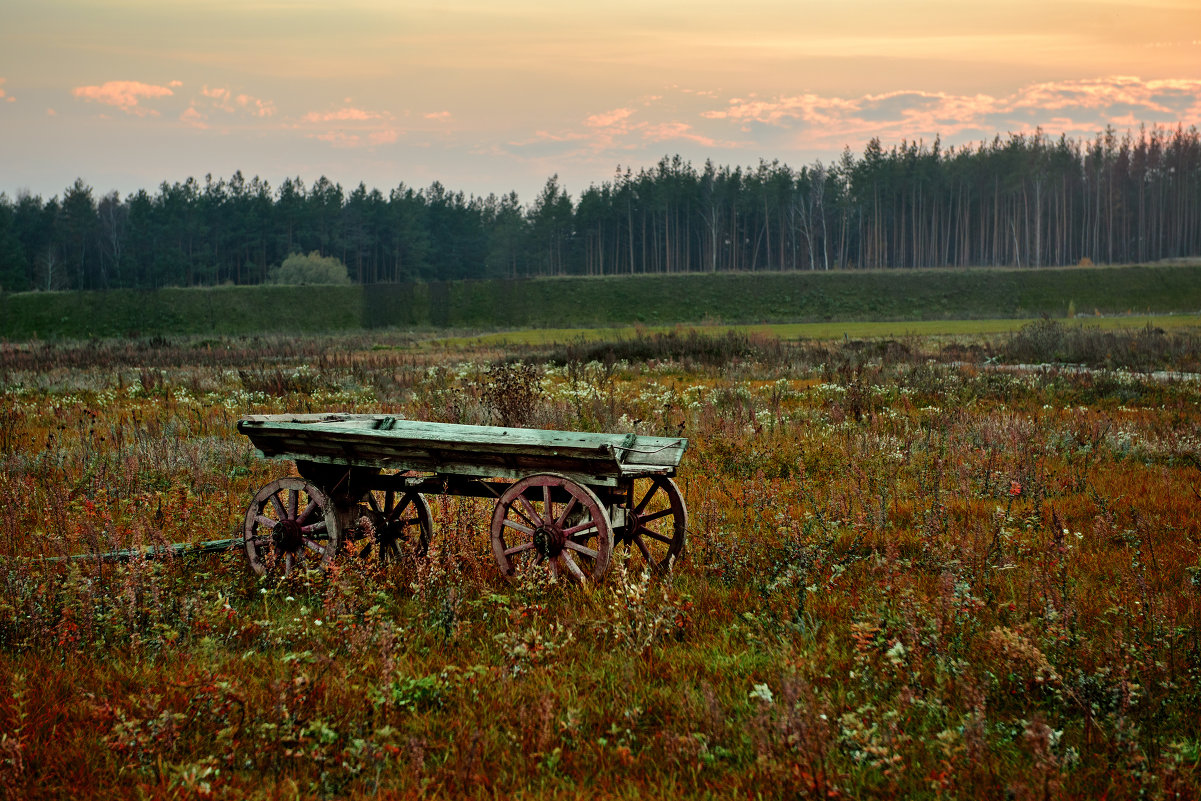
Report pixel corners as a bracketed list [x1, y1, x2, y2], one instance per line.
[2, 321, 1201, 798]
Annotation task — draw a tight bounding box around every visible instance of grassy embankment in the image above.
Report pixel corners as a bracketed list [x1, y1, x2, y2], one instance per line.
[2, 263, 1200, 340]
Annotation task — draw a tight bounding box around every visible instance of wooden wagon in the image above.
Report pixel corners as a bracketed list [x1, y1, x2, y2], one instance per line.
[237, 414, 689, 583]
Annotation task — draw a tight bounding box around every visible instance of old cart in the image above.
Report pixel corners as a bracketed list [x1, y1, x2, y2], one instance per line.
[237, 414, 689, 583]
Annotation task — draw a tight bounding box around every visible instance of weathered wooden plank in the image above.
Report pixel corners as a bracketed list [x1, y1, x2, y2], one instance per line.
[237, 415, 687, 479]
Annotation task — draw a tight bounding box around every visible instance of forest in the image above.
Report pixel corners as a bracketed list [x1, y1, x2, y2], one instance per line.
[1, 125, 1199, 293]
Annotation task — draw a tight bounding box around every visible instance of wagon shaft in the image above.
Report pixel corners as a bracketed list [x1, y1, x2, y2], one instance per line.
[45, 537, 242, 563]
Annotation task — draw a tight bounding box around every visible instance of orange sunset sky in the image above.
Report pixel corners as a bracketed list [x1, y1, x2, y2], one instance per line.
[2, 0, 1200, 201]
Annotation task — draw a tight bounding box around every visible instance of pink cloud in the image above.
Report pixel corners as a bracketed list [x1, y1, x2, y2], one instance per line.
[303, 107, 384, 123]
[314, 131, 361, 148]
[299, 103, 396, 149]
[0, 77, 8, 101]
[643, 121, 716, 147]
[698, 76, 1201, 151]
[180, 106, 208, 129]
[586, 108, 634, 128]
[520, 130, 591, 145]
[236, 93, 275, 117]
[424, 111, 452, 121]
[71, 80, 174, 115]
[369, 129, 399, 145]
[200, 85, 276, 117]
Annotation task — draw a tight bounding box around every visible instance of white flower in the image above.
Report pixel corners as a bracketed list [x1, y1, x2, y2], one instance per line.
[749, 683, 774, 705]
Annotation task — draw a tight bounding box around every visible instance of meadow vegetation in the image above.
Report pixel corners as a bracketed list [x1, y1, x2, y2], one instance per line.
[1, 324, 1200, 798]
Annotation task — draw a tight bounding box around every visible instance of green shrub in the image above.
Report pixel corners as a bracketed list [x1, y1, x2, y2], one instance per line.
[269, 251, 351, 285]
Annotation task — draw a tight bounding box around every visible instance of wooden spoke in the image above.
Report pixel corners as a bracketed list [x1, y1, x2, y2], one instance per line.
[634, 535, 654, 564]
[560, 552, 587, 582]
[555, 495, 578, 528]
[613, 477, 687, 574]
[297, 499, 318, 525]
[387, 494, 413, 521]
[639, 528, 674, 545]
[491, 473, 613, 584]
[563, 519, 598, 537]
[517, 494, 542, 528]
[504, 541, 536, 557]
[244, 477, 339, 578]
[633, 484, 658, 516]
[564, 540, 599, 559]
[503, 519, 534, 536]
[640, 508, 674, 525]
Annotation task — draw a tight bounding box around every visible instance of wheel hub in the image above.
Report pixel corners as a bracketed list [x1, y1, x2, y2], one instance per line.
[271, 518, 305, 554]
[532, 525, 565, 559]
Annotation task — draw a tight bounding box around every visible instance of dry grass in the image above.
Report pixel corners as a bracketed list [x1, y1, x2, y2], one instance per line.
[1, 330, 1200, 798]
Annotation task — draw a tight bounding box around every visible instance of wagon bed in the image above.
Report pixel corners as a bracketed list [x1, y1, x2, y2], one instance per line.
[237, 413, 686, 486]
[236, 414, 689, 583]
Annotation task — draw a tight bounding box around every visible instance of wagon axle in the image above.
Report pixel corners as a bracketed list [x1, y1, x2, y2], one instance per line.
[271, 518, 306, 554]
[532, 524, 566, 559]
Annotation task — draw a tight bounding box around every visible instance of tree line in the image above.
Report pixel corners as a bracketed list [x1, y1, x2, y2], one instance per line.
[1, 125, 1198, 292]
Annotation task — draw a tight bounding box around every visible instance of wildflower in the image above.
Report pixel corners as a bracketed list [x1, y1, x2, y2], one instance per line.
[1009, 481, 1022, 497]
[749, 683, 774, 705]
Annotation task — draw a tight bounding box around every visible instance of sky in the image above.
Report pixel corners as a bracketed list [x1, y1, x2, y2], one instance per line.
[2, 0, 1200, 204]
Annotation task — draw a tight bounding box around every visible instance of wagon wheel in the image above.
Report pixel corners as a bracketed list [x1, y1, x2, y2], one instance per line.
[244, 477, 339, 577]
[491, 473, 613, 584]
[614, 476, 687, 573]
[352, 490, 433, 564]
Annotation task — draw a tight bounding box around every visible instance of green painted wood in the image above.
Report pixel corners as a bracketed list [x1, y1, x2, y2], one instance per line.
[237, 414, 687, 482]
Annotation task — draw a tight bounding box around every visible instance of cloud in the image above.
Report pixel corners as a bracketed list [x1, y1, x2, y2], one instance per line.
[302, 107, 382, 123]
[424, 111, 452, 121]
[0, 77, 10, 102]
[71, 80, 175, 115]
[315, 131, 377, 148]
[586, 108, 634, 128]
[698, 77, 1201, 151]
[180, 106, 208, 129]
[301, 104, 398, 149]
[201, 85, 276, 117]
[643, 122, 716, 147]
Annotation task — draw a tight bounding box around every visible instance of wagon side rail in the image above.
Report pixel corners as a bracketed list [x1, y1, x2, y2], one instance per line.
[237, 415, 687, 486]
